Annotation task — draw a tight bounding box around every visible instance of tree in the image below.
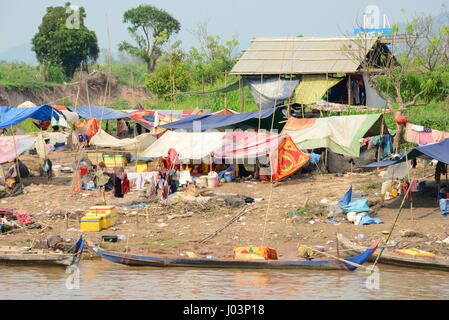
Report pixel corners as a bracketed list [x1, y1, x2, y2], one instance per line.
[347, 7, 449, 151]
[119, 5, 181, 73]
[144, 41, 191, 98]
[32, 2, 99, 79]
[186, 22, 240, 84]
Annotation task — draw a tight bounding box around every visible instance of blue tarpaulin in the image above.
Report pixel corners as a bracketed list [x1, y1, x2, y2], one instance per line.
[340, 199, 370, 214]
[0, 105, 65, 129]
[160, 108, 285, 131]
[363, 138, 449, 167]
[338, 185, 353, 208]
[67, 106, 131, 121]
[360, 215, 383, 225]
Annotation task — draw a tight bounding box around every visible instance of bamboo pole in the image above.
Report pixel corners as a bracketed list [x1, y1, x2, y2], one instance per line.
[224, 72, 227, 110]
[239, 78, 244, 113]
[202, 76, 205, 111]
[9, 125, 23, 189]
[371, 184, 413, 272]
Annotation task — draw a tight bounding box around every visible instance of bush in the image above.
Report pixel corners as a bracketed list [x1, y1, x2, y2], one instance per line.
[144, 63, 191, 99]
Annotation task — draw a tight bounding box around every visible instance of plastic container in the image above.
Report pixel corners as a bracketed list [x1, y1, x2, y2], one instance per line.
[80, 214, 101, 232]
[207, 176, 216, 188]
[381, 181, 392, 195]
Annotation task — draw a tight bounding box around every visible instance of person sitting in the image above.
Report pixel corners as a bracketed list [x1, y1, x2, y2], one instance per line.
[439, 185, 449, 219]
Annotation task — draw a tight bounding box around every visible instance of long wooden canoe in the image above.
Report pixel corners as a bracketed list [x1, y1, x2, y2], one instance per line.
[0, 236, 84, 267]
[337, 233, 449, 272]
[87, 239, 380, 271]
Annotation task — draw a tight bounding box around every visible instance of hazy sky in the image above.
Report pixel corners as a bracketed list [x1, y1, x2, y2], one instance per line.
[0, 0, 447, 56]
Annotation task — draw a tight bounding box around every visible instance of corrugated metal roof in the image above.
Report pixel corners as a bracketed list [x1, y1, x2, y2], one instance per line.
[230, 37, 379, 75]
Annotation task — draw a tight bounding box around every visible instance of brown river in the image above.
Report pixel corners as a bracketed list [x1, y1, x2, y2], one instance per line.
[1, 260, 449, 300]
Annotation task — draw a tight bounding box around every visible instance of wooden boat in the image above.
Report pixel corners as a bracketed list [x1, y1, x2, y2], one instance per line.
[0, 236, 84, 267]
[87, 239, 380, 271]
[337, 233, 449, 272]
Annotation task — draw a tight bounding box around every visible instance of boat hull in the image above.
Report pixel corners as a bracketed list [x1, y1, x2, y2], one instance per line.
[0, 236, 84, 267]
[88, 239, 380, 271]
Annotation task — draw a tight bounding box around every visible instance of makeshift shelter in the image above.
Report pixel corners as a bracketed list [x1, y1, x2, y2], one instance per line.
[67, 106, 130, 121]
[281, 114, 389, 157]
[139, 131, 226, 161]
[122, 109, 206, 130]
[364, 139, 449, 168]
[89, 129, 157, 151]
[0, 135, 37, 164]
[138, 131, 310, 182]
[0, 105, 65, 130]
[230, 36, 392, 110]
[160, 108, 285, 132]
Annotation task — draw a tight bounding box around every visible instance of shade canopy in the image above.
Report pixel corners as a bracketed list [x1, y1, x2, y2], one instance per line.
[161, 108, 285, 132]
[67, 106, 131, 121]
[281, 114, 388, 157]
[0, 105, 65, 129]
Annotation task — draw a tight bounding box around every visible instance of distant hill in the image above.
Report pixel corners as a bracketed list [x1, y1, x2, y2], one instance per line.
[0, 43, 38, 65]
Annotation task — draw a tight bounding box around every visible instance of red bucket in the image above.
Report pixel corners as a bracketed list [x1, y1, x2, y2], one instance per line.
[80, 165, 87, 176]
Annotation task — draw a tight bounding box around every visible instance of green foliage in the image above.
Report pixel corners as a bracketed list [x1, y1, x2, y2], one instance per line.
[119, 4, 181, 73]
[32, 2, 99, 78]
[144, 63, 191, 99]
[98, 63, 148, 86]
[44, 63, 68, 83]
[109, 97, 131, 110]
[185, 34, 240, 84]
[0, 62, 50, 91]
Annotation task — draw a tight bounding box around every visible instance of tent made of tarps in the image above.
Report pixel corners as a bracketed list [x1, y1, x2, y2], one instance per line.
[364, 138, 449, 167]
[139, 131, 226, 160]
[0, 135, 37, 164]
[160, 108, 286, 132]
[89, 129, 157, 151]
[122, 109, 205, 130]
[67, 106, 131, 121]
[214, 132, 311, 181]
[281, 114, 388, 157]
[138, 130, 310, 181]
[0, 105, 65, 130]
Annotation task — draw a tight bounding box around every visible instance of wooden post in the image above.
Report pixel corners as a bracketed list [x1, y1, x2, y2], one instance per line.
[336, 236, 340, 258]
[239, 78, 244, 113]
[202, 76, 205, 111]
[170, 67, 173, 123]
[224, 72, 227, 110]
[146, 207, 150, 223]
[347, 75, 351, 105]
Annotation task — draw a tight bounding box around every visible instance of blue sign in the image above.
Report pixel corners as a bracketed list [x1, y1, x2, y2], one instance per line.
[354, 28, 393, 50]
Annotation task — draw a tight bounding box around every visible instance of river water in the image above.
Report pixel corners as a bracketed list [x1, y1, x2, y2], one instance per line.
[1, 260, 448, 300]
